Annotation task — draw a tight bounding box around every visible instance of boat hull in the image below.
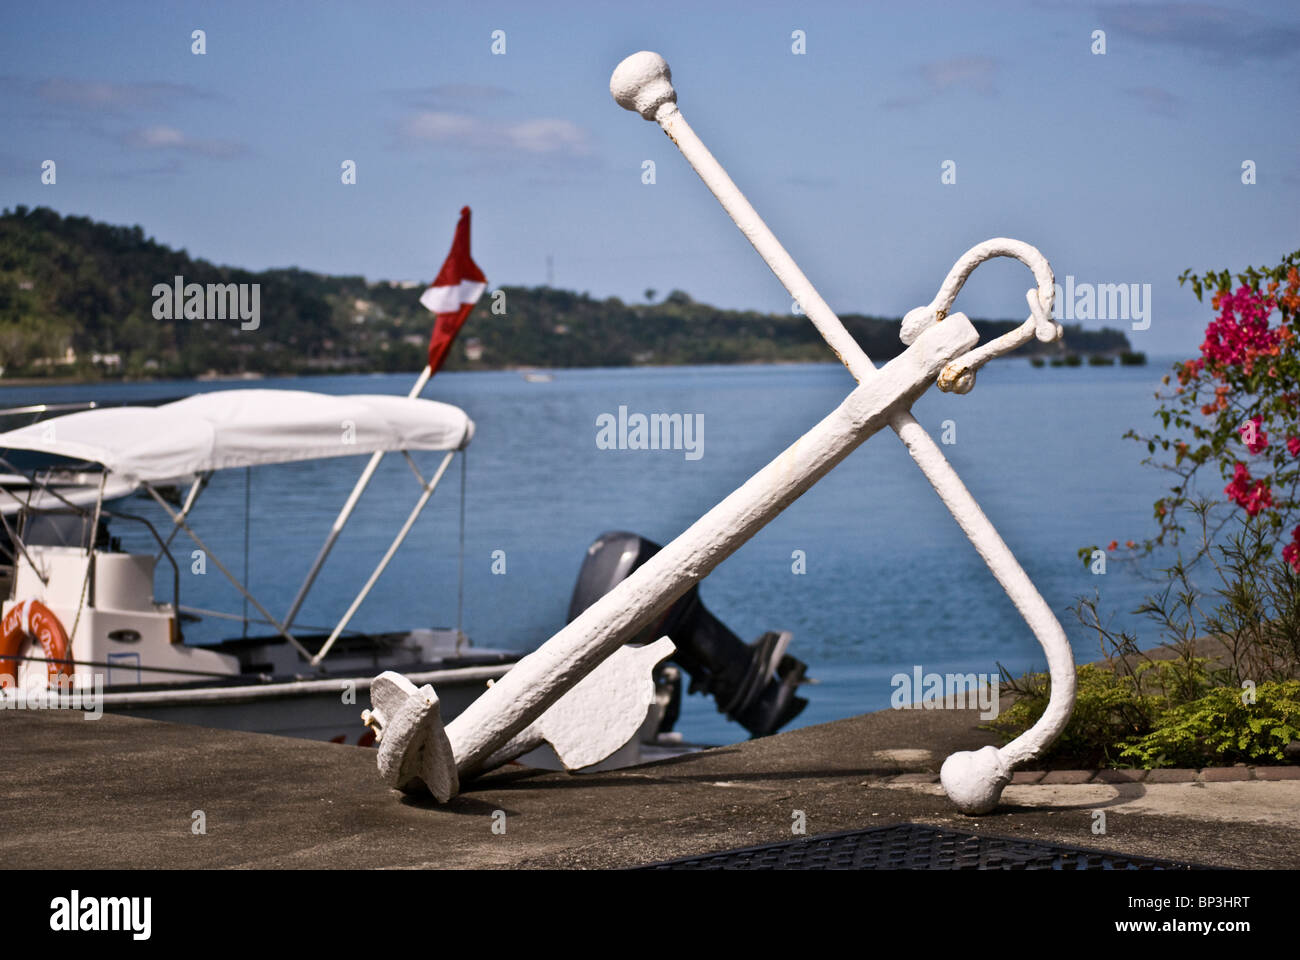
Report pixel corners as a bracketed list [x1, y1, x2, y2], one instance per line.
[96, 663, 510, 744]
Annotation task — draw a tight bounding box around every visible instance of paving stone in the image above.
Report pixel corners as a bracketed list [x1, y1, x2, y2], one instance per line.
[1094, 769, 1147, 783]
[1040, 770, 1094, 784]
[1145, 768, 1198, 783]
[1200, 767, 1254, 782]
[889, 773, 939, 784]
[1252, 766, 1300, 781]
[1010, 770, 1046, 785]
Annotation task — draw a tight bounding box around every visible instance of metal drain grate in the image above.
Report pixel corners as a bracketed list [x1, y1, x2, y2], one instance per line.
[643, 823, 1208, 870]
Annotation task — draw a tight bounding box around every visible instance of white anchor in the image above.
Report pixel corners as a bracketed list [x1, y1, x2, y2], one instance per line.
[365, 638, 676, 799]
[365, 52, 1077, 815]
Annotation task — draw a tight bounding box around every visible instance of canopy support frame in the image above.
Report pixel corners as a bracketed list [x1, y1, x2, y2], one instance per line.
[142, 481, 316, 664]
[280, 367, 434, 635]
[309, 449, 455, 667]
[157, 473, 209, 561]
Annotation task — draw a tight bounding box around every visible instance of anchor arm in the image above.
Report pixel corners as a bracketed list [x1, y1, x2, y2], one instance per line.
[479, 637, 678, 774]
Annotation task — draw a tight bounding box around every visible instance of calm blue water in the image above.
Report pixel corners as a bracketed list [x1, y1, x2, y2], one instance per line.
[1, 359, 1177, 743]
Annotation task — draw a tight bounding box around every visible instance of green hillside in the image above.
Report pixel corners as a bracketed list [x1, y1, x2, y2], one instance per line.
[0, 206, 1131, 380]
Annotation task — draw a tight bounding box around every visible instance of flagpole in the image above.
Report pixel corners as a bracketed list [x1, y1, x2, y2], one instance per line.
[284, 206, 483, 648]
[281, 364, 432, 637]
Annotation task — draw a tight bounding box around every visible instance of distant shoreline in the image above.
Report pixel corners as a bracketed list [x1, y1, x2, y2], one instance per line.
[0, 352, 1178, 393]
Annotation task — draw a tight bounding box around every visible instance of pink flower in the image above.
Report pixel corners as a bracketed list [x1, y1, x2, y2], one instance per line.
[1288, 435, 1300, 457]
[1284, 527, 1300, 573]
[1200, 286, 1280, 372]
[1177, 357, 1204, 384]
[1239, 415, 1268, 454]
[1224, 462, 1273, 516]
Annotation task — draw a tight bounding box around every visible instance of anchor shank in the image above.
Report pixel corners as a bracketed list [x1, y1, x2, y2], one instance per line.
[444, 315, 978, 778]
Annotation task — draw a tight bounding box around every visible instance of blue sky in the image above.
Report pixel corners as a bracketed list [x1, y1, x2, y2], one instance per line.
[2, 0, 1298, 355]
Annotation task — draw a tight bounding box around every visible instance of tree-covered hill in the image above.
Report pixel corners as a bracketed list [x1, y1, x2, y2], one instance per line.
[0, 206, 1130, 380]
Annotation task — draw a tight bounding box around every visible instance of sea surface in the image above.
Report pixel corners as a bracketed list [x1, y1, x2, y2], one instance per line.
[1, 359, 1182, 744]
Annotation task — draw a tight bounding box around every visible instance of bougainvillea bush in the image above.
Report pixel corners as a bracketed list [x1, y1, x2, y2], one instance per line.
[995, 251, 1300, 767]
[1092, 249, 1300, 677]
[1134, 250, 1300, 559]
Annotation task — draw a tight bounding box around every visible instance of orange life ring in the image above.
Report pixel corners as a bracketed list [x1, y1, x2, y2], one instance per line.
[0, 600, 72, 688]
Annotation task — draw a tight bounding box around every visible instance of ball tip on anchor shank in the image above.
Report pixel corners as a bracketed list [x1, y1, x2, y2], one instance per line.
[611, 51, 677, 120]
[940, 745, 1011, 815]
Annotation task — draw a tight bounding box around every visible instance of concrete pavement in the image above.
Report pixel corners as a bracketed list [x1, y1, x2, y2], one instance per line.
[1, 705, 1296, 869]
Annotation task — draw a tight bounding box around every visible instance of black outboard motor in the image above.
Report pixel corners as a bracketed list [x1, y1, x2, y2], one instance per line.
[567, 531, 808, 738]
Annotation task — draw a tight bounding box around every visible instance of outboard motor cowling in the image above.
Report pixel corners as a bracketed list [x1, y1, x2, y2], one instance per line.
[568, 531, 808, 738]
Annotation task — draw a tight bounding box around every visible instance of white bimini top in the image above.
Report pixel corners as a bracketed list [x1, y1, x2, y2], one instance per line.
[0, 389, 474, 484]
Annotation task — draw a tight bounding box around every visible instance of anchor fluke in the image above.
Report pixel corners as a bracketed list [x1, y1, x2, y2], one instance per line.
[568, 530, 808, 737]
[483, 637, 677, 772]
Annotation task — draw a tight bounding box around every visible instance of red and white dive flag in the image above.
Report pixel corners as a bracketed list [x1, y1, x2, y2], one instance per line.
[420, 206, 487, 375]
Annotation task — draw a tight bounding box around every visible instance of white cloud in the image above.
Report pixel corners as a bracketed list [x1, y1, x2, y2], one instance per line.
[921, 56, 998, 96]
[130, 125, 186, 147]
[400, 110, 591, 157]
[30, 78, 210, 111]
[402, 111, 480, 141]
[882, 55, 999, 110]
[122, 125, 245, 158]
[1124, 85, 1180, 117]
[503, 118, 590, 155]
[1098, 3, 1300, 59]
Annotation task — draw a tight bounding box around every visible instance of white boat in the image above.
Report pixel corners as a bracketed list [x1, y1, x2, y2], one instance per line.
[0, 389, 520, 742]
[0, 388, 808, 751]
